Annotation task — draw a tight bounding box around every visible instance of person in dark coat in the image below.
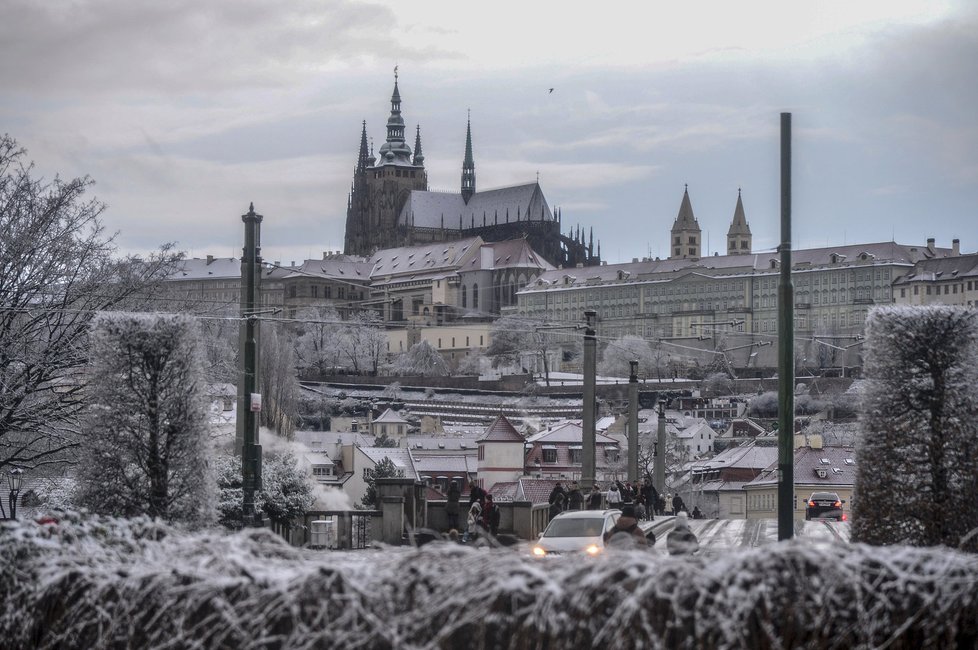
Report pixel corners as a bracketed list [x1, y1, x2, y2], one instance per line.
[469, 481, 486, 505]
[672, 493, 686, 515]
[566, 482, 584, 511]
[691, 506, 703, 520]
[482, 494, 501, 536]
[602, 505, 648, 548]
[446, 482, 461, 530]
[586, 485, 603, 510]
[548, 482, 566, 518]
[641, 479, 659, 520]
[667, 511, 699, 555]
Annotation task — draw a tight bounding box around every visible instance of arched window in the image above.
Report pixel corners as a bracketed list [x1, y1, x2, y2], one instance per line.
[461, 284, 467, 308]
[472, 284, 479, 309]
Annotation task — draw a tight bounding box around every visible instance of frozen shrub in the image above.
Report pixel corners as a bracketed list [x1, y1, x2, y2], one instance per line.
[853, 306, 978, 551]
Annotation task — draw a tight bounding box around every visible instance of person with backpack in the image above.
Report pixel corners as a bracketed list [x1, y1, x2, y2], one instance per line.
[606, 483, 622, 508]
[602, 505, 649, 548]
[667, 511, 699, 555]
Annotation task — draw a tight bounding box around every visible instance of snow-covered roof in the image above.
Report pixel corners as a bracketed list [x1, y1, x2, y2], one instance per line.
[525, 421, 617, 445]
[413, 455, 477, 475]
[373, 408, 409, 424]
[358, 447, 419, 479]
[397, 182, 553, 229]
[745, 445, 856, 488]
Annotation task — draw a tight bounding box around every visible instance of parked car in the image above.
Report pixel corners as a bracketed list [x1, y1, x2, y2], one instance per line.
[805, 492, 845, 521]
[531, 509, 622, 556]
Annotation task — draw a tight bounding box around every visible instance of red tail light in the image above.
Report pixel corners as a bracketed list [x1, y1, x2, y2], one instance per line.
[842, 513, 847, 521]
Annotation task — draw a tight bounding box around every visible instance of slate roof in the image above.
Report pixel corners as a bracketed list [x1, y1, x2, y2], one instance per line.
[745, 445, 856, 488]
[359, 447, 419, 479]
[671, 187, 699, 231]
[892, 252, 978, 285]
[413, 455, 476, 475]
[368, 236, 482, 278]
[479, 415, 524, 443]
[694, 443, 778, 472]
[520, 241, 954, 294]
[373, 408, 409, 424]
[457, 238, 553, 272]
[727, 191, 751, 236]
[168, 257, 241, 281]
[397, 182, 553, 229]
[489, 477, 564, 504]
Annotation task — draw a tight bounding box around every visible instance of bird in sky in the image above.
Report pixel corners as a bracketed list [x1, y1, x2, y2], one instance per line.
[548, 88, 554, 93]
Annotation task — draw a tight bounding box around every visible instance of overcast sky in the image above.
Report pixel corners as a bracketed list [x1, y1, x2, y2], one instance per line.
[3, 0, 976, 264]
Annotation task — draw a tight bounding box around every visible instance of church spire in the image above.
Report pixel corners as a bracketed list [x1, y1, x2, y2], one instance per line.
[412, 124, 425, 166]
[356, 120, 369, 173]
[726, 188, 752, 255]
[670, 184, 702, 259]
[377, 66, 412, 164]
[461, 110, 476, 204]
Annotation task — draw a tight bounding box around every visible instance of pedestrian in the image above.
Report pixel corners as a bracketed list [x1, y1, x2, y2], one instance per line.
[622, 482, 634, 504]
[586, 484, 603, 510]
[657, 494, 667, 516]
[482, 494, 501, 536]
[566, 481, 584, 511]
[641, 479, 659, 520]
[672, 493, 686, 516]
[446, 482, 461, 531]
[691, 506, 703, 520]
[667, 511, 699, 555]
[606, 482, 622, 508]
[465, 499, 483, 542]
[548, 482, 566, 518]
[469, 480, 486, 505]
[602, 505, 649, 548]
[634, 497, 647, 521]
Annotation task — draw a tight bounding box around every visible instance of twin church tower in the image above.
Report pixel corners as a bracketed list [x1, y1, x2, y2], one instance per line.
[343, 72, 751, 265]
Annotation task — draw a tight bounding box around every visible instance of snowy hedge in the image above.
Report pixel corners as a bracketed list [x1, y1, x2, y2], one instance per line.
[2, 515, 978, 649]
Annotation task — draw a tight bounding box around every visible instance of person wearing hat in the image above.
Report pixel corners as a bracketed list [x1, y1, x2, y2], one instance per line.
[667, 511, 699, 555]
[602, 504, 649, 548]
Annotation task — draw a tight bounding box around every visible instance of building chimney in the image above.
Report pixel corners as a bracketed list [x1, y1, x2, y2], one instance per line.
[323, 251, 329, 260]
[952, 238, 960, 256]
[927, 237, 935, 251]
[206, 254, 214, 265]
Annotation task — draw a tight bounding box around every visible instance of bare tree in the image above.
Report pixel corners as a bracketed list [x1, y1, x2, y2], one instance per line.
[0, 135, 179, 476]
[74, 313, 213, 523]
[259, 323, 299, 438]
[293, 306, 344, 377]
[599, 335, 654, 378]
[340, 311, 387, 375]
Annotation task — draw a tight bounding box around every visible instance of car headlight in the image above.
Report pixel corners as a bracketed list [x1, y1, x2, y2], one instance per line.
[585, 544, 602, 555]
[532, 546, 547, 557]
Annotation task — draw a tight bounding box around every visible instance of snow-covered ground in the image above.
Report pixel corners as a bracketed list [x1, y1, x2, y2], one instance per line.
[651, 517, 850, 554]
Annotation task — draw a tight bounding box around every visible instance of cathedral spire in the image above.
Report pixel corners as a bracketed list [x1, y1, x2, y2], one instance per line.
[461, 110, 476, 204]
[377, 66, 412, 164]
[412, 124, 425, 166]
[726, 188, 752, 255]
[356, 120, 369, 173]
[670, 184, 702, 259]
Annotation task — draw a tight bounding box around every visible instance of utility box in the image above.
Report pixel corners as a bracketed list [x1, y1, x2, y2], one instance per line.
[309, 520, 334, 549]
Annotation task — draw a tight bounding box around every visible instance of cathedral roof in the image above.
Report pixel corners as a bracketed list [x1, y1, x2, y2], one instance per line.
[397, 182, 553, 229]
[368, 236, 484, 279]
[671, 186, 700, 233]
[727, 190, 751, 236]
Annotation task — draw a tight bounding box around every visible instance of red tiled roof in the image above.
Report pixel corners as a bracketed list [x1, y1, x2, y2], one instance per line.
[480, 415, 524, 443]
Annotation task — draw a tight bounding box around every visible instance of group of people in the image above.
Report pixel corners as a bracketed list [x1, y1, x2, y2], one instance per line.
[445, 482, 501, 542]
[547, 478, 667, 520]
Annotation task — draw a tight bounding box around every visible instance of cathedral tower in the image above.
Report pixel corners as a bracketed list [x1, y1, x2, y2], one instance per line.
[726, 189, 752, 255]
[669, 185, 702, 259]
[461, 112, 476, 204]
[343, 69, 428, 256]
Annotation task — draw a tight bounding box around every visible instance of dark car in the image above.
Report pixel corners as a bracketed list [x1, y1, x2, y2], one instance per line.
[805, 492, 845, 521]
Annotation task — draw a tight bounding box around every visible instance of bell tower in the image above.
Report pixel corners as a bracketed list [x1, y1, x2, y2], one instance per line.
[669, 185, 702, 259]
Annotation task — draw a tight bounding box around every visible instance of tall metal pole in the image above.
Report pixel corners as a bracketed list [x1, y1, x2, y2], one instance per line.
[237, 202, 264, 526]
[627, 360, 639, 483]
[777, 113, 795, 540]
[581, 310, 597, 490]
[654, 400, 666, 493]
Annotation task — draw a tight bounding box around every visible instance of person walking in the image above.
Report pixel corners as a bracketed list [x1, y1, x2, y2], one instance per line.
[586, 484, 603, 510]
[446, 482, 461, 531]
[566, 482, 584, 511]
[641, 479, 659, 520]
[465, 499, 483, 542]
[606, 483, 622, 508]
[548, 482, 566, 519]
[482, 494, 501, 537]
[667, 511, 699, 555]
[672, 493, 686, 516]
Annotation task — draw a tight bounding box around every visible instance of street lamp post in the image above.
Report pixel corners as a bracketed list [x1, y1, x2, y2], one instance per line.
[8, 468, 24, 520]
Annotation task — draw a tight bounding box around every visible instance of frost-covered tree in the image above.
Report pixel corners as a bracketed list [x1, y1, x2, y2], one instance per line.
[701, 372, 733, 396]
[599, 335, 653, 378]
[852, 306, 978, 551]
[339, 311, 387, 375]
[75, 313, 213, 523]
[293, 306, 344, 376]
[360, 457, 403, 508]
[393, 340, 449, 376]
[259, 324, 299, 437]
[455, 349, 487, 376]
[0, 135, 179, 476]
[214, 449, 314, 528]
[487, 316, 564, 385]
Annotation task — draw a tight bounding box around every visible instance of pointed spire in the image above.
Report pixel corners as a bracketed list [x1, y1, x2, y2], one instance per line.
[727, 188, 752, 255]
[461, 109, 476, 204]
[356, 120, 369, 172]
[673, 184, 697, 229]
[378, 67, 411, 164]
[412, 124, 425, 166]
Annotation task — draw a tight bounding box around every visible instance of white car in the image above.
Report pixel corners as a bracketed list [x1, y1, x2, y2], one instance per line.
[531, 509, 622, 557]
